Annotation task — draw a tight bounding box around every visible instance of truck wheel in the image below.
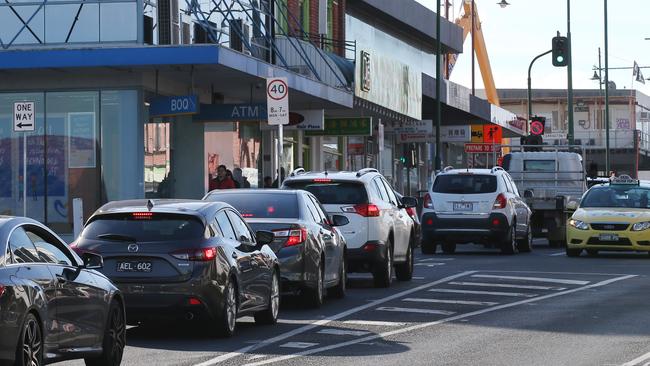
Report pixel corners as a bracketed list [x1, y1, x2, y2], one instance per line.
[441, 242, 456, 254]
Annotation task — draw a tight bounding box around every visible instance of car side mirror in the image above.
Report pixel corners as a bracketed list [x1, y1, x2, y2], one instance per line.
[255, 230, 274, 245]
[400, 196, 418, 208]
[566, 200, 579, 211]
[523, 190, 534, 198]
[82, 252, 103, 270]
[330, 214, 349, 227]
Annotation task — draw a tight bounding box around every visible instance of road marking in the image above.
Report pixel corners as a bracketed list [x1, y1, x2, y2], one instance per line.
[376, 307, 456, 316]
[279, 342, 318, 349]
[412, 276, 425, 280]
[277, 319, 323, 325]
[484, 270, 633, 276]
[549, 252, 566, 256]
[622, 350, 650, 366]
[471, 274, 590, 285]
[448, 281, 566, 291]
[243, 274, 637, 366]
[343, 320, 406, 327]
[417, 257, 455, 261]
[247, 355, 267, 361]
[429, 288, 537, 297]
[317, 329, 370, 336]
[403, 298, 499, 306]
[193, 270, 477, 366]
[415, 263, 445, 267]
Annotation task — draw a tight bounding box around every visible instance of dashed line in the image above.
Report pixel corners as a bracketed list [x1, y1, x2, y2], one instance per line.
[471, 274, 590, 285]
[429, 288, 537, 297]
[448, 281, 566, 291]
[343, 320, 406, 327]
[415, 263, 446, 267]
[417, 258, 455, 262]
[549, 252, 566, 256]
[402, 298, 499, 306]
[279, 342, 318, 349]
[376, 307, 456, 316]
[317, 329, 371, 336]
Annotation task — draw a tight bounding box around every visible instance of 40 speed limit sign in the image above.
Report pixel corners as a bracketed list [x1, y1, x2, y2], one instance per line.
[266, 77, 289, 125]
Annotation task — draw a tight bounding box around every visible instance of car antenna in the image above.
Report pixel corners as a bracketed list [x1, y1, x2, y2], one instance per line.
[147, 199, 154, 211]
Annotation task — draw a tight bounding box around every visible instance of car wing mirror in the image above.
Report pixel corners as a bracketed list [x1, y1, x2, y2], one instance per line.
[566, 200, 579, 211]
[330, 214, 350, 227]
[523, 190, 534, 198]
[82, 252, 104, 270]
[255, 230, 274, 245]
[400, 196, 418, 208]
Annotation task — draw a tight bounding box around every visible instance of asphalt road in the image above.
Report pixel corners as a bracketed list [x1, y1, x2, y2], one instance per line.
[62, 241, 650, 366]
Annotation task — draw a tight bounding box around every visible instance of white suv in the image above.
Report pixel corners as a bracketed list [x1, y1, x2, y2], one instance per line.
[282, 168, 416, 288]
[421, 167, 532, 255]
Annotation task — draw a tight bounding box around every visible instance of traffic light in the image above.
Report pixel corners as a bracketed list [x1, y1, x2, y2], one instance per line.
[401, 144, 417, 168]
[552, 36, 569, 67]
[521, 134, 543, 152]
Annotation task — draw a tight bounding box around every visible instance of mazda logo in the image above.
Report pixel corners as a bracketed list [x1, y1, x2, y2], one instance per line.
[127, 244, 139, 253]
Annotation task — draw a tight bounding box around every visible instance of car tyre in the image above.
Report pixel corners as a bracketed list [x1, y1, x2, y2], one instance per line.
[501, 225, 517, 255]
[329, 255, 347, 299]
[85, 301, 125, 366]
[421, 241, 437, 255]
[373, 242, 392, 288]
[15, 312, 43, 366]
[212, 277, 238, 338]
[303, 259, 325, 308]
[517, 226, 533, 253]
[255, 270, 280, 325]
[441, 242, 456, 254]
[395, 238, 414, 281]
[565, 247, 582, 257]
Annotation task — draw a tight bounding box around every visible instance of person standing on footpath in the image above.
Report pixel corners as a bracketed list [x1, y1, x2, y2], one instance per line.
[209, 165, 236, 190]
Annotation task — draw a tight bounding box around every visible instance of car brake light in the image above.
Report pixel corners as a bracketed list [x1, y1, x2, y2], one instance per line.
[405, 207, 416, 218]
[0, 285, 5, 297]
[423, 193, 434, 209]
[132, 212, 153, 219]
[493, 194, 507, 209]
[188, 297, 202, 305]
[313, 178, 332, 183]
[273, 227, 308, 247]
[171, 247, 217, 261]
[363, 243, 378, 252]
[353, 204, 380, 217]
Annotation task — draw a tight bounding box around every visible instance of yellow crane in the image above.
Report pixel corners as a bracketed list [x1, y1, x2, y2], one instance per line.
[446, 0, 500, 106]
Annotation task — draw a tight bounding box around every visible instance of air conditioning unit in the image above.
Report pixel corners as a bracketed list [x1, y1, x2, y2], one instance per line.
[158, 0, 180, 44]
[194, 21, 216, 44]
[640, 111, 650, 121]
[229, 19, 250, 52]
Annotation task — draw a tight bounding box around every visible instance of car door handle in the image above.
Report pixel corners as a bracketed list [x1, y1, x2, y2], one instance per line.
[232, 252, 239, 259]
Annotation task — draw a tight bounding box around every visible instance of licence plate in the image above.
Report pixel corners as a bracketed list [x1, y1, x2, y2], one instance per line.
[116, 261, 152, 272]
[599, 234, 619, 242]
[453, 202, 473, 211]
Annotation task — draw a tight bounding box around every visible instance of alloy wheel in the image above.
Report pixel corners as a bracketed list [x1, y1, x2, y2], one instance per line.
[22, 316, 41, 366]
[226, 281, 237, 332]
[270, 273, 280, 320]
[108, 306, 125, 366]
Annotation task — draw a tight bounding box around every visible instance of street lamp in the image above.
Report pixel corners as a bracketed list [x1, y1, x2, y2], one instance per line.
[497, 0, 510, 8]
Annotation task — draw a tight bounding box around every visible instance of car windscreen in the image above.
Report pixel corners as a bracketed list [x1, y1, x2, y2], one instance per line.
[205, 193, 299, 218]
[82, 213, 205, 241]
[580, 186, 650, 209]
[284, 181, 368, 204]
[432, 174, 497, 194]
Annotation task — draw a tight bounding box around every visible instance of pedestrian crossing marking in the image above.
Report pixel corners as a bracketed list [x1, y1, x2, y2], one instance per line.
[403, 298, 499, 306]
[429, 288, 537, 297]
[376, 307, 455, 315]
[448, 281, 566, 291]
[471, 274, 589, 285]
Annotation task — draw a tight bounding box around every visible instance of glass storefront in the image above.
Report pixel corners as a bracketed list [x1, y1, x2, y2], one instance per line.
[205, 121, 261, 188]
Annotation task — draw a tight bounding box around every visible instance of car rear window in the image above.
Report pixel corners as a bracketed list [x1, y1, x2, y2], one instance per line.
[205, 193, 299, 218]
[524, 160, 556, 172]
[82, 213, 205, 242]
[432, 174, 497, 194]
[284, 180, 368, 204]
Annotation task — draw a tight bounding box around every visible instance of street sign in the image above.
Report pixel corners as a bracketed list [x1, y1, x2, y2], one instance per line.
[483, 125, 502, 143]
[530, 120, 544, 135]
[149, 95, 199, 117]
[266, 77, 289, 126]
[464, 143, 501, 153]
[13, 101, 35, 132]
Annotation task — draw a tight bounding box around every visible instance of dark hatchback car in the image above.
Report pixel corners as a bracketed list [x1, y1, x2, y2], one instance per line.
[203, 190, 348, 308]
[0, 217, 125, 366]
[72, 199, 280, 337]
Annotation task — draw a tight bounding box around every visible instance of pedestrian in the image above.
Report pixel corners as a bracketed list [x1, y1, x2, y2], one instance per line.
[226, 169, 241, 188]
[209, 165, 236, 190]
[272, 167, 286, 188]
[263, 176, 273, 188]
[233, 168, 250, 188]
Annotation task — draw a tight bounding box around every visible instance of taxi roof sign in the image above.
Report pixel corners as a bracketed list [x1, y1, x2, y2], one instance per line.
[610, 175, 639, 185]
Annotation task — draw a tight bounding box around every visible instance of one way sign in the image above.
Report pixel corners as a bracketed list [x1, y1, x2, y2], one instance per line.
[14, 101, 35, 132]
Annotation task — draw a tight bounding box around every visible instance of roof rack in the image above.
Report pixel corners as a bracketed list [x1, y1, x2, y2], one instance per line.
[290, 168, 306, 177]
[356, 168, 378, 177]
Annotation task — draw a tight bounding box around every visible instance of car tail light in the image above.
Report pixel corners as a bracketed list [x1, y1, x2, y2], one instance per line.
[425, 218, 434, 226]
[405, 207, 417, 218]
[132, 212, 153, 220]
[363, 243, 378, 252]
[273, 227, 308, 247]
[69, 243, 97, 257]
[352, 204, 380, 217]
[423, 193, 434, 209]
[0, 285, 5, 297]
[188, 297, 202, 305]
[313, 178, 332, 183]
[493, 194, 507, 209]
[171, 247, 217, 261]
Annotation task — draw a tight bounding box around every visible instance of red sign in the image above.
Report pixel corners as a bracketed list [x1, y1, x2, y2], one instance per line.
[483, 125, 502, 143]
[464, 143, 501, 153]
[530, 120, 544, 135]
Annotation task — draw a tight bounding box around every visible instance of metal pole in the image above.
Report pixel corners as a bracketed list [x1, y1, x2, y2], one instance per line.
[471, 0, 475, 95]
[23, 133, 27, 217]
[567, 0, 575, 145]
[278, 124, 283, 186]
[435, 0, 442, 171]
[604, 0, 610, 175]
[528, 49, 553, 119]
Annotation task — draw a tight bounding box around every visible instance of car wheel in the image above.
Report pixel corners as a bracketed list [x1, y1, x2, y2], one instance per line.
[373, 241, 392, 288]
[85, 301, 125, 366]
[303, 259, 325, 308]
[421, 240, 437, 255]
[566, 247, 582, 257]
[329, 255, 347, 299]
[15, 313, 43, 366]
[395, 238, 414, 281]
[517, 226, 533, 253]
[255, 270, 280, 325]
[586, 249, 599, 257]
[213, 277, 238, 337]
[500, 225, 517, 255]
[441, 242, 456, 254]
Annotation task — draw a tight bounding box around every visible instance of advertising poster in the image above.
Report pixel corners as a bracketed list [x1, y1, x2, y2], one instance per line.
[68, 112, 96, 168]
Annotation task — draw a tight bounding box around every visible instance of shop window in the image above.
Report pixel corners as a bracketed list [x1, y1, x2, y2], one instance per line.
[323, 136, 341, 171]
[205, 121, 261, 189]
[100, 2, 138, 42]
[144, 121, 171, 198]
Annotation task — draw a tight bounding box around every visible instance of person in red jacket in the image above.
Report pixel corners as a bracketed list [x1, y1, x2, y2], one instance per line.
[209, 165, 236, 190]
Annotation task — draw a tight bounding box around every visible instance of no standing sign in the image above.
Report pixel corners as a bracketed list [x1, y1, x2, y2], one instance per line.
[266, 77, 289, 126]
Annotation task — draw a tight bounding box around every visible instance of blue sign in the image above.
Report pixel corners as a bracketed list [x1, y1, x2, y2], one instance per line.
[194, 104, 267, 122]
[150, 95, 199, 117]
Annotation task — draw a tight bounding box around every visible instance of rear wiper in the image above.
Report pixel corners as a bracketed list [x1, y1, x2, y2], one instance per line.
[96, 233, 137, 242]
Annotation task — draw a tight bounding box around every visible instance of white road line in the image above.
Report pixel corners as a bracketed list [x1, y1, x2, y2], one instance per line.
[193, 270, 476, 366]
[279, 342, 318, 349]
[317, 329, 371, 336]
[483, 270, 633, 277]
[403, 298, 499, 306]
[471, 274, 590, 285]
[622, 350, 650, 366]
[549, 252, 566, 256]
[415, 263, 446, 267]
[417, 258, 455, 262]
[448, 281, 566, 291]
[376, 307, 456, 316]
[342, 320, 406, 327]
[412, 276, 425, 280]
[247, 355, 267, 361]
[429, 288, 537, 297]
[277, 319, 322, 325]
[243, 274, 637, 366]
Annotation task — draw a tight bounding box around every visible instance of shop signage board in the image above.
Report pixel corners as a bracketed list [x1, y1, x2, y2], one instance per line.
[464, 143, 501, 153]
[306, 117, 372, 136]
[471, 125, 484, 142]
[266, 77, 289, 126]
[150, 95, 199, 117]
[194, 103, 266, 121]
[396, 124, 470, 143]
[14, 101, 35, 132]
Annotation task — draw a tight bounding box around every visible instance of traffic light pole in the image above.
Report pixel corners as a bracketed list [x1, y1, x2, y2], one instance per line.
[604, 0, 610, 175]
[527, 49, 552, 120]
[434, 0, 442, 172]
[567, 0, 575, 145]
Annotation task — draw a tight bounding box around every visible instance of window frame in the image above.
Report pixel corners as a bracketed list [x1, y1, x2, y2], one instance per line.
[215, 210, 237, 241]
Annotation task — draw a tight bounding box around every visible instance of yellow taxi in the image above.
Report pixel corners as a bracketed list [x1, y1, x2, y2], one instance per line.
[566, 177, 650, 257]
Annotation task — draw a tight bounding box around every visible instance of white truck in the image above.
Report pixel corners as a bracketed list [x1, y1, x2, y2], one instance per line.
[501, 148, 586, 247]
